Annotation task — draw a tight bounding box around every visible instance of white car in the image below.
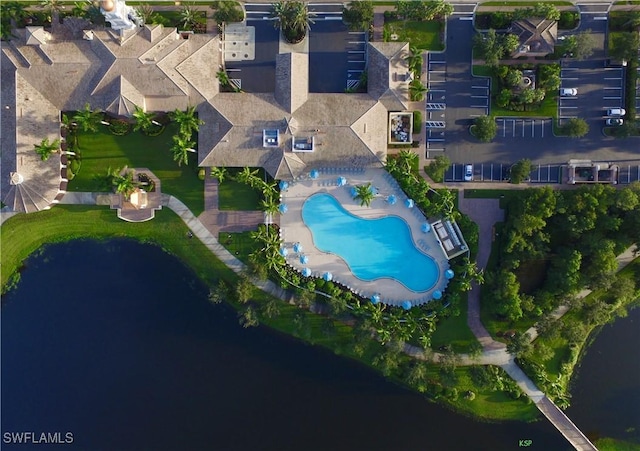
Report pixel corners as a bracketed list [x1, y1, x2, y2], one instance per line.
[607, 108, 626, 117]
[560, 88, 577, 97]
[606, 118, 623, 126]
[464, 164, 473, 182]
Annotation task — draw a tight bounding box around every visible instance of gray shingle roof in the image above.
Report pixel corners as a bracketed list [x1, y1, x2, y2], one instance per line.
[367, 42, 410, 110]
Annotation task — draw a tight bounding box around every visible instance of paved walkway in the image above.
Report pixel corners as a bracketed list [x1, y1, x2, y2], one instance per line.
[198, 172, 267, 236]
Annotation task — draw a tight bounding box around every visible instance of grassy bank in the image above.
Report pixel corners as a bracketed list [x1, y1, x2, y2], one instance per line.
[1, 206, 236, 292]
[1, 206, 538, 422]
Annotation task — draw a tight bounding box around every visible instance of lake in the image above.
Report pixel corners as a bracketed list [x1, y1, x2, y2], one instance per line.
[1, 240, 582, 450]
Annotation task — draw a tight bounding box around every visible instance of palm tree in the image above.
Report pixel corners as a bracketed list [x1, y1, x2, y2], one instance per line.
[73, 103, 101, 133]
[397, 149, 418, 174]
[261, 198, 279, 216]
[171, 133, 195, 167]
[112, 168, 137, 200]
[33, 138, 60, 161]
[406, 45, 423, 75]
[461, 257, 485, 285]
[135, 4, 155, 24]
[40, 0, 63, 20]
[216, 70, 231, 88]
[354, 183, 375, 207]
[179, 4, 199, 31]
[132, 105, 155, 133]
[210, 166, 227, 183]
[236, 167, 262, 189]
[169, 106, 203, 136]
[409, 80, 428, 102]
[271, 1, 314, 44]
[433, 188, 456, 218]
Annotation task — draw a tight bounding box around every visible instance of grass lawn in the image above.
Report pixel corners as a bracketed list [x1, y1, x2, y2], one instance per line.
[217, 179, 262, 211]
[431, 297, 480, 353]
[69, 123, 204, 215]
[383, 20, 444, 51]
[443, 367, 539, 421]
[218, 231, 260, 264]
[0, 206, 236, 292]
[491, 94, 557, 118]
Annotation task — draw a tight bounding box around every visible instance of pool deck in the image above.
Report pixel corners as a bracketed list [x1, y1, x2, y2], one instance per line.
[279, 168, 450, 306]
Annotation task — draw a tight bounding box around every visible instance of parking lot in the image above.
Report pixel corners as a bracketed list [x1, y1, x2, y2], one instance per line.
[445, 163, 562, 183]
[426, 53, 447, 153]
[558, 61, 626, 131]
[495, 118, 552, 139]
[226, 3, 358, 93]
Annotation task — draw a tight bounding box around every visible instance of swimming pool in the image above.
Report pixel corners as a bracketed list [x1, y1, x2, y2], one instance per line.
[301, 193, 438, 292]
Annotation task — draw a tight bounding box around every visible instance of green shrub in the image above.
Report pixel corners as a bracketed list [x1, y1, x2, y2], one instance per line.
[109, 119, 131, 136]
[69, 158, 81, 174]
[413, 110, 423, 134]
[558, 11, 579, 30]
[198, 168, 206, 181]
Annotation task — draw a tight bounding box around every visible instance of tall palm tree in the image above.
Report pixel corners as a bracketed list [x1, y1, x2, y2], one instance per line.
[406, 45, 423, 75]
[132, 105, 155, 133]
[433, 188, 456, 218]
[179, 4, 199, 31]
[171, 133, 195, 167]
[261, 198, 279, 216]
[409, 80, 427, 102]
[236, 167, 262, 189]
[397, 149, 418, 174]
[73, 103, 101, 133]
[210, 166, 227, 183]
[270, 1, 314, 44]
[354, 183, 375, 207]
[169, 106, 204, 136]
[135, 4, 155, 24]
[33, 138, 60, 161]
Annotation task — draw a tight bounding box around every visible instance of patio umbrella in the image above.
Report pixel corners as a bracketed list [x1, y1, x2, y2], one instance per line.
[421, 223, 431, 233]
[370, 294, 381, 304]
[433, 290, 442, 300]
[310, 169, 319, 179]
[387, 194, 397, 205]
[279, 180, 289, 191]
[445, 269, 455, 279]
[323, 272, 333, 281]
[278, 203, 288, 214]
[337, 176, 347, 186]
[302, 267, 312, 277]
[405, 198, 414, 208]
[350, 186, 358, 198]
[300, 254, 309, 264]
[293, 242, 302, 253]
[279, 247, 288, 257]
[401, 300, 412, 310]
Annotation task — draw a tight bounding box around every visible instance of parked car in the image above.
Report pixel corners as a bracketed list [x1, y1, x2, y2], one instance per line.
[560, 88, 577, 97]
[464, 164, 473, 182]
[606, 118, 624, 126]
[606, 108, 626, 117]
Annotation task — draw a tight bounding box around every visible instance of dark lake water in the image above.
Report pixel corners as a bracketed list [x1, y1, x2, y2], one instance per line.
[0, 240, 582, 450]
[566, 306, 640, 445]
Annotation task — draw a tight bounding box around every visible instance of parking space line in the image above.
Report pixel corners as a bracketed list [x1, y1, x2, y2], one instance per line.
[562, 77, 579, 81]
[604, 87, 622, 89]
[471, 95, 488, 98]
[531, 120, 535, 137]
[603, 96, 622, 100]
[604, 77, 622, 80]
[561, 106, 578, 109]
[348, 60, 365, 63]
[470, 105, 488, 108]
[512, 120, 515, 136]
[541, 120, 544, 138]
[522, 120, 525, 137]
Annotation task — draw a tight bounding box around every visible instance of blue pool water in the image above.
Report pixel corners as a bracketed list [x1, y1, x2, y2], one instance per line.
[301, 193, 439, 292]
